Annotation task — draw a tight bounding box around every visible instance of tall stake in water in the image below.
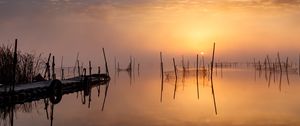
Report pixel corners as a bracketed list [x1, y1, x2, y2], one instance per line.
[74, 53, 79, 76]
[196, 54, 199, 99]
[277, 52, 282, 73]
[173, 58, 178, 99]
[266, 55, 271, 71]
[285, 57, 290, 85]
[61, 56, 64, 80]
[210, 42, 217, 115]
[89, 61, 92, 77]
[160, 52, 164, 102]
[173, 58, 178, 80]
[52, 56, 56, 80]
[102, 48, 109, 75]
[44, 53, 52, 80]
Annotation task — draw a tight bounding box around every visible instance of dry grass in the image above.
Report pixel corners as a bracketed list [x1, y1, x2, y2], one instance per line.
[0, 44, 43, 85]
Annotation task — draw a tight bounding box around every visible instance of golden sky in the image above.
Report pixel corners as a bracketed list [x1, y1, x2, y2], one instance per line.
[0, 0, 300, 64]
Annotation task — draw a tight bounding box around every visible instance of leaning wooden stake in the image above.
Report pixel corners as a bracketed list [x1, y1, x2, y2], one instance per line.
[172, 57, 178, 99]
[211, 43, 216, 79]
[173, 58, 178, 80]
[102, 48, 109, 75]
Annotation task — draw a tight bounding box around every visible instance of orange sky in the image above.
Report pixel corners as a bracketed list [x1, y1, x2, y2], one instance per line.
[0, 0, 300, 65]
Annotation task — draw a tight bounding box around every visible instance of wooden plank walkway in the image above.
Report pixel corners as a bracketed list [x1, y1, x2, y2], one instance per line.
[0, 74, 110, 107]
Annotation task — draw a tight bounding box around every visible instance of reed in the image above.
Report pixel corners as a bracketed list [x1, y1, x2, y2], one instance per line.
[0, 41, 43, 85]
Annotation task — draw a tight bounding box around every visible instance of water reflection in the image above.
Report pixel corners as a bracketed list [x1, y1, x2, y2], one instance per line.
[0, 79, 110, 126]
[2, 63, 300, 125]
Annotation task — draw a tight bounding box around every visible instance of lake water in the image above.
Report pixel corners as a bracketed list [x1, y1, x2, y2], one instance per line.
[1, 65, 300, 126]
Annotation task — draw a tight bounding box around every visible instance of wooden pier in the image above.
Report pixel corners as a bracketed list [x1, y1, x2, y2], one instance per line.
[0, 74, 110, 107]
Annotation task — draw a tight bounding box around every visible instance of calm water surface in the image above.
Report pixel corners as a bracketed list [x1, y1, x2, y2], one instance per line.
[1, 66, 300, 126]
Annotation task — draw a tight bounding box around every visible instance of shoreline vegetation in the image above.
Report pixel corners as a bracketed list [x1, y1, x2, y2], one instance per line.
[0, 42, 43, 86]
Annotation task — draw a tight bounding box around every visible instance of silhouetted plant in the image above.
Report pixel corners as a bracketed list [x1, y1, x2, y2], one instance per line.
[0, 44, 43, 85]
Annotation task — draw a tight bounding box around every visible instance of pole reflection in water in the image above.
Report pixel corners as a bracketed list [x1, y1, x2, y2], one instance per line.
[101, 82, 110, 111]
[0, 76, 110, 126]
[3, 58, 300, 126]
[160, 74, 163, 103]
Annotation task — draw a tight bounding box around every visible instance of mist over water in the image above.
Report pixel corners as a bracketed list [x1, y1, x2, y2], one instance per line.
[1, 0, 300, 66]
[1, 1, 300, 126]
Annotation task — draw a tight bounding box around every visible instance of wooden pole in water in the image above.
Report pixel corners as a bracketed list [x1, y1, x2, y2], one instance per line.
[187, 60, 190, 71]
[172, 57, 178, 99]
[52, 56, 56, 80]
[98, 66, 101, 74]
[102, 48, 109, 75]
[202, 55, 205, 69]
[285, 57, 288, 72]
[211, 43, 216, 78]
[253, 58, 256, 69]
[160, 52, 164, 78]
[173, 58, 178, 80]
[11, 39, 18, 92]
[286, 57, 290, 85]
[61, 56, 64, 80]
[114, 57, 116, 72]
[77, 60, 80, 77]
[44, 53, 52, 80]
[117, 62, 119, 71]
[89, 61, 92, 77]
[73, 52, 79, 77]
[210, 42, 217, 115]
[264, 58, 267, 72]
[266, 55, 271, 71]
[133, 57, 135, 73]
[138, 63, 140, 75]
[299, 54, 300, 75]
[196, 54, 199, 99]
[196, 54, 199, 79]
[277, 52, 282, 73]
[182, 56, 185, 72]
[160, 52, 164, 102]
